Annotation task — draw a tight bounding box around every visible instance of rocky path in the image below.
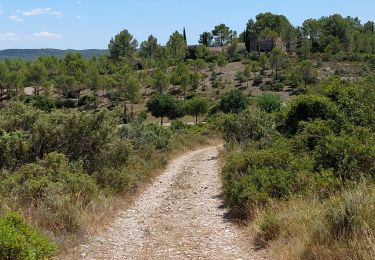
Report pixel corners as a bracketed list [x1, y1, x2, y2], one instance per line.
[73, 146, 262, 259]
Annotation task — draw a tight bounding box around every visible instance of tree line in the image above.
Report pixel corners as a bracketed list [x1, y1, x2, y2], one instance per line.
[0, 12, 373, 123]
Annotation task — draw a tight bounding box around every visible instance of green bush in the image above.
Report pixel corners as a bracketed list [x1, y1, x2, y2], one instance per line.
[78, 95, 97, 107]
[211, 79, 224, 89]
[29, 109, 117, 172]
[95, 140, 132, 171]
[94, 168, 130, 194]
[282, 95, 341, 135]
[219, 90, 248, 114]
[222, 165, 297, 217]
[0, 130, 30, 170]
[170, 119, 188, 131]
[256, 94, 282, 113]
[235, 71, 246, 83]
[2, 152, 98, 204]
[0, 102, 41, 132]
[323, 78, 375, 128]
[314, 134, 375, 181]
[221, 143, 306, 216]
[292, 120, 334, 152]
[223, 109, 276, 145]
[253, 75, 263, 86]
[260, 80, 284, 91]
[119, 121, 171, 150]
[24, 96, 56, 112]
[0, 212, 56, 259]
[55, 98, 76, 109]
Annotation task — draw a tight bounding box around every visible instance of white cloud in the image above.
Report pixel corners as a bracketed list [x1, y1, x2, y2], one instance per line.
[21, 7, 62, 18]
[9, 15, 23, 22]
[34, 31, 63, 39]
[0, 33, 19, 41]
[76, 15, 82, 19]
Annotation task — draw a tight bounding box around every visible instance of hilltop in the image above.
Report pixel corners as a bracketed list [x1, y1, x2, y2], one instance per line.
[0, 48, 108, 60]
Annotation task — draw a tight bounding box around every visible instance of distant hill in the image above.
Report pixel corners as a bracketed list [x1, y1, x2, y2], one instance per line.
[0, 49, 109, 60]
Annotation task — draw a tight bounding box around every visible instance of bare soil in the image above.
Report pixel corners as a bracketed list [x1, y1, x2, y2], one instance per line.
[65, 146, 263, 260]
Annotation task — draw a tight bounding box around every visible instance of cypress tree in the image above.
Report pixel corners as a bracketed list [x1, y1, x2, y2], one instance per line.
[183, 27, 187, 45]
[245, 28, 250, 52]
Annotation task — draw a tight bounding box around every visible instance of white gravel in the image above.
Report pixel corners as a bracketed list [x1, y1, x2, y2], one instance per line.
[71, 146, 263, 260]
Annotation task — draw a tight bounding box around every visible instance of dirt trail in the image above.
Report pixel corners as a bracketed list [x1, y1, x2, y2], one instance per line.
[72, 146, 263, 260]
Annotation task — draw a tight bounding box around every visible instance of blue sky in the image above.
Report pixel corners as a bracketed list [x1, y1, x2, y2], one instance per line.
[0, 0, 374, 49]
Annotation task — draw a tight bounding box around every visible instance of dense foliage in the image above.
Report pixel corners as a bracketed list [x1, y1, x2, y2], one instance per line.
[220, 77, 375, 258]
[0, 213, 56, 259]
[0, 102, 216, 256]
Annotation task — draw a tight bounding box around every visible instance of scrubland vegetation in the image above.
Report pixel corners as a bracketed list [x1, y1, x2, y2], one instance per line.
[221, 77, 375, 259]
[0, 102, 219, 258]
[0, 11, 374, 259]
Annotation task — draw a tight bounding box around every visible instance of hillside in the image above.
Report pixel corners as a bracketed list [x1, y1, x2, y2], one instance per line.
[0, 48, 108, 60]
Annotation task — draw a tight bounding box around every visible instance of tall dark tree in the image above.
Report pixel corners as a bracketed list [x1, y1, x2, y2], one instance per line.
[183, 27, 187, 45]
[245, 19, 257, 52]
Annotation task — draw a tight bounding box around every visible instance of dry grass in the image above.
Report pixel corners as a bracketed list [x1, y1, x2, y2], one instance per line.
[246, 184, 375, 260]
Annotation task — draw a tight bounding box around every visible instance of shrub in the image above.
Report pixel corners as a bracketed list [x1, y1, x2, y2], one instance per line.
[222, 166, 297, 217]
[223, 109, 276, 145]
[0, 212, 56, 259]
[292, 120, 334, 152]
[95, 140, 133, 171]
[24, 95, 55, 112]
[0, 102, 41, 132]
[312, 169, 342, 198]
[282, 95, 341, 135]
[94, 168, 130, 194]
[0, 130, 30, 170]
[261, 80, 284, 91]
[0, 153, 98, 232]
[221, 143, 302, 217]
[253, 75, 263, 86]
[118, 121, 171, 150]
[170, 119, 188, 131]
[29, 109, 117, 172]
[55, 98, 76, 109]
[219, 90, 248, 114]
[211, 79, 223, 89]
[78, 95, 97, 107]
[3, 153, 98, 204]
[322, 78, 375, 128]
[256, 94, 282, 113]
[235, 71, 246, 83]
[314, 134, 375, 181]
